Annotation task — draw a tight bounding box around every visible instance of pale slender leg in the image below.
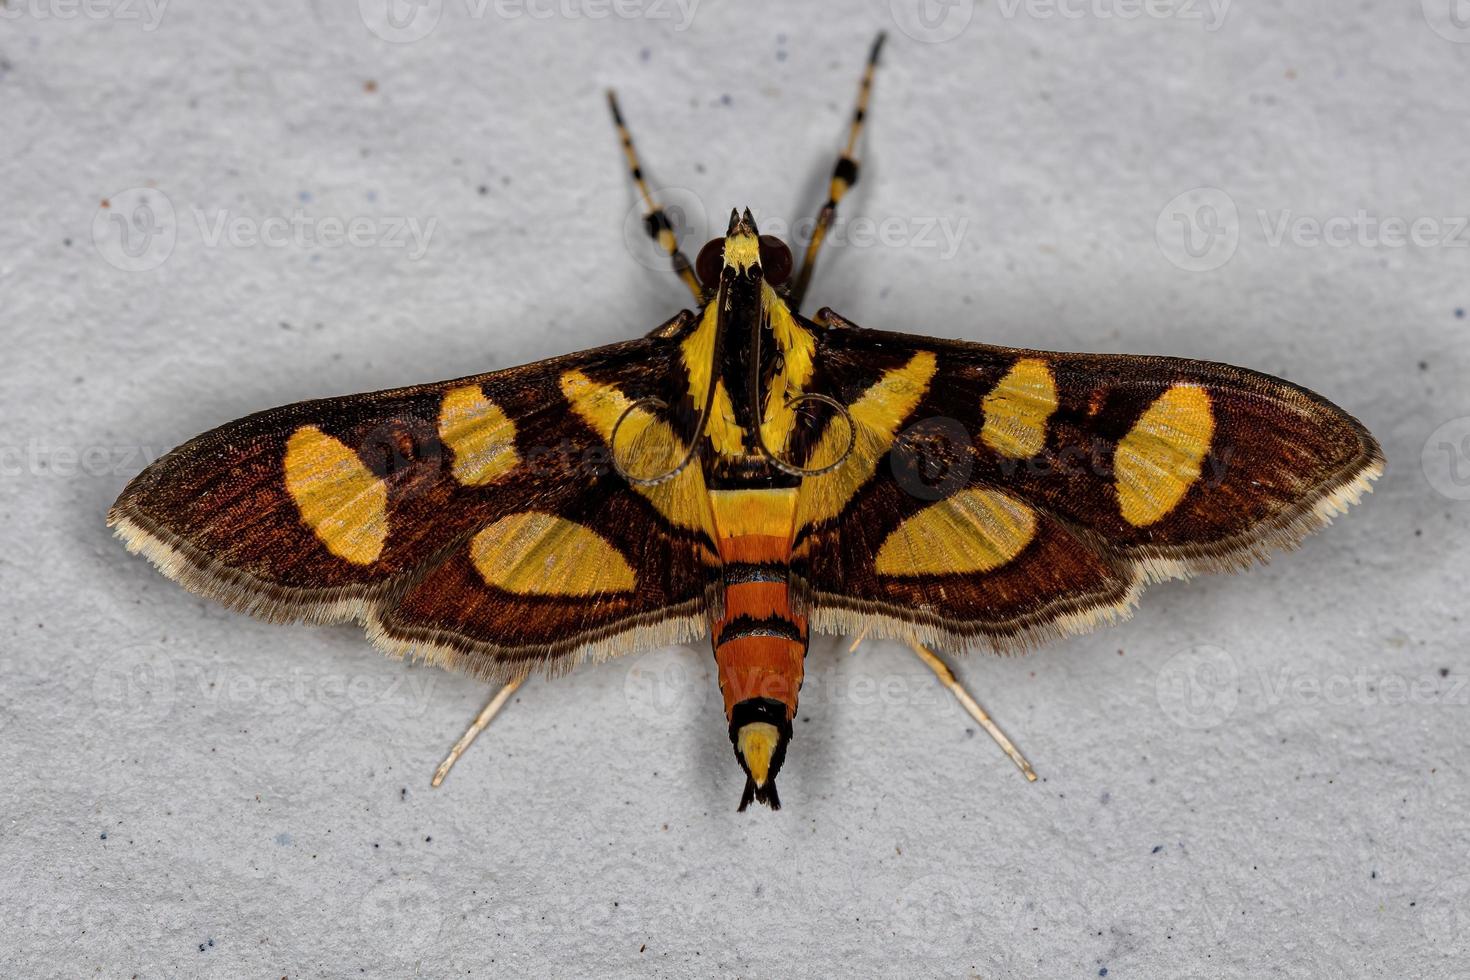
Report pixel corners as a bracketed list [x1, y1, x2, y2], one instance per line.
[908, 642, 1038, 782]
[431, 675, 526, 788]
[848, 624, 872, 653]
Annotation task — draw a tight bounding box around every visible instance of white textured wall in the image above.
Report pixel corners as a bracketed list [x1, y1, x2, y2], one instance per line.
[3, 0, 1467, 976]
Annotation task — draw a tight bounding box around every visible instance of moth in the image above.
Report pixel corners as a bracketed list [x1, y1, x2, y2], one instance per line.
[110, 34, 1382, 811]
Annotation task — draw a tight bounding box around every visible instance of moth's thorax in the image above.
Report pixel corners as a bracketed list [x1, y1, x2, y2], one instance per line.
[713, 271, 768, 440]
[681, 279, 818, 490]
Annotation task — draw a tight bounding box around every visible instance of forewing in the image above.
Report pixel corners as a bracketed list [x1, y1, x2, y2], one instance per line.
[110, 315, 718, 679]
[794, 310, 1383, 652]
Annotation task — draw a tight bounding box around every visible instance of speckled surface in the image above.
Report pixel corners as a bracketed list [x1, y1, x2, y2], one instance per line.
[2, 2, 1467, 977]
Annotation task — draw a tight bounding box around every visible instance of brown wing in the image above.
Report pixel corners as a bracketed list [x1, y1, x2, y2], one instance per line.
[109, 313, 719, 681]
[792, 309, 1384, 653]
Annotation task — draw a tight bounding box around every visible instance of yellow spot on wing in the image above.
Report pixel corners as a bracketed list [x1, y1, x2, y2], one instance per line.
[438, 385, 519, 485]
[737, 722, 780, 786]
[559, 369, 713, 534]
[982, 358, 1057, 459]
[797, 351, 938, 528]
[1115, 385, 1215, 527]
[470, 512, 636, 595]
[283, 426, 388, 565]
[874, 488, 1037, 576]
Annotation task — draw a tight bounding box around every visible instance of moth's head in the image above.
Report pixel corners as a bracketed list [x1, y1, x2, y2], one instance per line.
[695, 208, 793, 289]
[730, 697, 793, 812]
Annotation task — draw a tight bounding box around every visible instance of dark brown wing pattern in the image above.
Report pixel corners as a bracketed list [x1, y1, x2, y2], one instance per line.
[109, 317, 718, 682]
[792, 309, 1383, 653]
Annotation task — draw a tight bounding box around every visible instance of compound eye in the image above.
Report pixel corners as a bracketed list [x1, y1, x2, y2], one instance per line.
[695, 237, 725, 286]
[758, 235, 793, 286]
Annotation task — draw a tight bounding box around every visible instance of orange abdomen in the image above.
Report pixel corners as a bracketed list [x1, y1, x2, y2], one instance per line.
[708, 489, 807, 723]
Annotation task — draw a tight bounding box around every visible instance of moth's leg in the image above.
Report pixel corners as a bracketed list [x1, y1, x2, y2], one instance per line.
[809, 307, 856, 331]
[789, 32, 886, 313]
[908, 642, 1039, 782]
[848, 624, 871, 652]
[431, 674, 527, 787]
[606, 91, 703, 303]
